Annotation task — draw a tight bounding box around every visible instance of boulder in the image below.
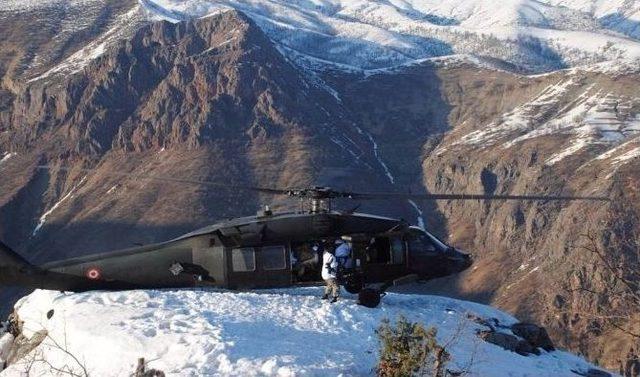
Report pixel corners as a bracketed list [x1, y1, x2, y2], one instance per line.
[511, 323, 555, 351]
[0, 333, 15, 370]
[570, 368, 612, 377]
[6, 330, 47, 366]
[477, 330, 541, 356]
[585, 369, 612, 377]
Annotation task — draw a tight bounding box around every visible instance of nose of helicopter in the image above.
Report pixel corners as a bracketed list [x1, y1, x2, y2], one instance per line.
[448, 248, 473, 272]
[461, 252, 473, 269]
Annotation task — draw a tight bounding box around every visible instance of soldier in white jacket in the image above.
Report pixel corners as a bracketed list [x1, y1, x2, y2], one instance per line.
[321, 245, 340, 303]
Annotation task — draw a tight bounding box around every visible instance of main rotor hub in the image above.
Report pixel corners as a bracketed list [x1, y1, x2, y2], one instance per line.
[284, 187, 352, 200]
[284, 187, 347, 213]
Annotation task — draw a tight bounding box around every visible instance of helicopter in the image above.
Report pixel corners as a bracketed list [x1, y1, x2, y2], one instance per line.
[0, 167, 609, 307]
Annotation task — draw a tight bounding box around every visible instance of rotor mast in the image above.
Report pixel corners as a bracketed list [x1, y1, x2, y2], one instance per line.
[285, 187, 339, 213]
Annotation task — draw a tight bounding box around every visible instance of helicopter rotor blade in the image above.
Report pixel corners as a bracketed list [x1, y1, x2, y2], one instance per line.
[35, 166, 610, 202]
[341, 191, 610, 201]
[35, 165, 289, 196]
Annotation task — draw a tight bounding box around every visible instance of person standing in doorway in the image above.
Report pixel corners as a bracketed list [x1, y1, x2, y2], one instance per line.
[321, 243, 339, 303]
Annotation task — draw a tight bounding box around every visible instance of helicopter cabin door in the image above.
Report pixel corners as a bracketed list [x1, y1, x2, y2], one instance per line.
[226, 245, 292, 289]
[363, 236, 407, 281]
[191, 236, 226, 287]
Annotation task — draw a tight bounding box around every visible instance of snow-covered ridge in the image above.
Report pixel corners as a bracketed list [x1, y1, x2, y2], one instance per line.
[1, 288, 606, 376]
[12, 0, 640, 82]
[137, 0, 640, 73]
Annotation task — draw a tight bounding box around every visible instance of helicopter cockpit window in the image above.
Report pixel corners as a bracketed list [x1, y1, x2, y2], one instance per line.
[408, 233, 437, 254]
[261, 246, 287, 270]
[390, 238, 405, 264]
[232, 247, 256, 272]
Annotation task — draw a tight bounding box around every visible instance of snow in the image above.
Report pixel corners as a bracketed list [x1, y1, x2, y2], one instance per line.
[407, 199, 426, 230]
[457, 77, 580, 147]
[106, 185, 119, 195]
[201, 36, 238, 54]
[1, 288, 607, 377]
[0, 333, 13, 367]
[0, 152, 15, 167]
[353, 127, 429, 230]
[137, 0, 640, 73]
[26, 5, 141, 82]
[450, 69, 640, 171]
[546, 138, 591, 165]
[611, 146, 640, 163]
[0, 0, 102, 12]
[7, 0, 640, 77]
[361, 130, 395, 185]
[32, 177, 87, 236]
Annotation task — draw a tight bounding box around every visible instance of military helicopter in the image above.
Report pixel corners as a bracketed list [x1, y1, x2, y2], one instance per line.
[0, 167, 609, 307]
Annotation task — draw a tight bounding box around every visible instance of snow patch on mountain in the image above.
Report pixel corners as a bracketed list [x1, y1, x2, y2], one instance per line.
[611, 146, 640, 163]
[453, 77, 580, 147]
[32, 176, 87, 236]
[0, 152, 16, 167]
[1, 288, 607, 377]
[447, 67, 640, 171]
[26, 5, 142, 83]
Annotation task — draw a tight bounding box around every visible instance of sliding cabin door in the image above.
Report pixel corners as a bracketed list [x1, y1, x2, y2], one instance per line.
[363, 236, 407, 282]
[226, 245, 292, 289]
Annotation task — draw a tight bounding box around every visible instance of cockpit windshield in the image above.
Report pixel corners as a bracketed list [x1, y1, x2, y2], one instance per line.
[408, 226, 449, 252]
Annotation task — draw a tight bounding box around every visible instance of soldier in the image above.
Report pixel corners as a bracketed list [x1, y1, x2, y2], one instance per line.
[321, 243, 339, 303]
[335, 239, 353, 271]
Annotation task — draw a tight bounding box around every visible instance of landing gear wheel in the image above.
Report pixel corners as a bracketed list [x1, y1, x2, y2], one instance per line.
[357, 288, 382, 308]
[343, 272, 364, 294]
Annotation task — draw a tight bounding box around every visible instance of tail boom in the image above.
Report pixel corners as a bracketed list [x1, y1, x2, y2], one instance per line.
[0, 241, 138, 291]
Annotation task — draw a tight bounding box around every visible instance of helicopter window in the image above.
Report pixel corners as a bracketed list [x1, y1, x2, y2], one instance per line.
[261, 246, 287, 270]
[370, 237, 391, 263]
[408, 233, 438, 254]
[232, 247, 256, 272]
[390, 238, 405, 264]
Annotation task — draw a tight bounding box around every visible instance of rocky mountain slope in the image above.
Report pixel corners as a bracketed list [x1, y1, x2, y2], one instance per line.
[324, 56, 640, 368]
[0, 7, 412, 263]
[1, 0, 639, 372]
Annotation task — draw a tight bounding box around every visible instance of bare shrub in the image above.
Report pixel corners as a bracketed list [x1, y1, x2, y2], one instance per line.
[133, 357, 165, 377]
[376, 315, 450, 377]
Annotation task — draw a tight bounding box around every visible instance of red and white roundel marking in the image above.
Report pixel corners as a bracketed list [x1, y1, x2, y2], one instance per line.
[85, 267, 102, 280]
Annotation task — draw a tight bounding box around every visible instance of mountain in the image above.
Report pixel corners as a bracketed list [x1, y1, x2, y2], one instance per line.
[327, 54, 640, 367]
[1, 0, 639, 372]
[137, 0, 640, 73]
[0, 7, 412, 263]
[0, 288, 610, 376]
